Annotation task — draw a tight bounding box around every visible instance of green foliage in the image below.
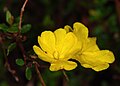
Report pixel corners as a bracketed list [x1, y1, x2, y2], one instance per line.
[7, 42, 16, 56]
[108, 14, 119, 33]
[43, 69, 62, 86]
[93, 25, 104, 35]
[0, 10, 31, 34]
[25, 67, 32, 80]
[7, 23, 19, 33]
[42, 15, 54, 26]
[0, 23, 31, 33]
[0, 24, 8, 32]
[0, 81, 9, 86]
[21, 24, 31, 33]
[94, 0, 107, 5]
[6, 10, 14, 25]
[16, 59, 24, 66]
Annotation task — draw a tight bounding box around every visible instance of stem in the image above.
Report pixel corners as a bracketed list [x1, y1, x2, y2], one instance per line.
[0, 35, 8, 64]
[0, 36, 19, 82]
[18, 0, 28, 34]
[62, 70, 69, 82]
[17, 0, 29, 64]
[34, 62, 46, 86]
[17, 39, 27, 64]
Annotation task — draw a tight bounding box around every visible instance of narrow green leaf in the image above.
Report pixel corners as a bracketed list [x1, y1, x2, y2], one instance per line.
[25, 67, 32, 80]
[16, 59, 24, 66]
[21, 24, 31, 33]
[6, 10, 14, 25]
[7, 42, 16, 56]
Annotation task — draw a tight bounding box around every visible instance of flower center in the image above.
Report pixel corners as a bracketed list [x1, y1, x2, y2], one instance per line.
[53, 51, 59, 60]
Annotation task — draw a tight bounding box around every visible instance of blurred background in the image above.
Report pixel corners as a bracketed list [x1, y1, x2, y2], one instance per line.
[0, 0, 120, 86]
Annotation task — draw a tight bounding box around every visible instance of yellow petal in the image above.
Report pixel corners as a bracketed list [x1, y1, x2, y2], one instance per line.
[92, 63, 109, 71]
[64, 25, 73, 33]
[33, 45, 55, 63]
[54, 29, 66, 52]
[81, 63, 109, 71]
[95, 50, 115, 63]
[73, 22, 88, 41]
[38, 31, 55, 54]
[75, 50, 115, 71]
[60, 32, 78, 59]
[49, 60, 77, 71]
[82, 37, 99, 52]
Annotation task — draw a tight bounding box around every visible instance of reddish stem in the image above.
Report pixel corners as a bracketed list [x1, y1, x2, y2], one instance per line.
[34, 62, 46, 86]
[18, 0, 28, 34]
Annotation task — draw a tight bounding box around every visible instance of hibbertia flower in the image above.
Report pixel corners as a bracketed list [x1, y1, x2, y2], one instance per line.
[33, 28, 81, 71]
[64, 22, 115, 71]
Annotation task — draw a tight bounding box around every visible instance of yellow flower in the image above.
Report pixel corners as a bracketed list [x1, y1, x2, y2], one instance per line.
[33, 29, 80, 71]
[64, 22, 115, 71]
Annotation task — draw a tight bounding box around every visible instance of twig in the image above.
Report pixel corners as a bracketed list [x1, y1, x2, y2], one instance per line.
[34, 62, 46, 86]
[18, 0, 28, 34]
[17, 39, 27, 64]
[0, 36, 19, 82]
[17, 0, 29, 64]
[62, 70, 69, 82]
[5, 62, 19, 82]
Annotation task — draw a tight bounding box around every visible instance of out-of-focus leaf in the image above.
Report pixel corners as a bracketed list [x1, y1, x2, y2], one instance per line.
[0, 24, 8, 32]
[43, 15, 54, 26]
[95, 0, 107, 5]
[66, 0, 75, 13]
[25, 67, 32, 80]
[7, 42, 16, 56]
[108, 14, 119, 32]
[21, 24, 31, 33]
[93, 25, 103, 35]
[43, 69, 62, 86]
[97, 34, 109, 49]
[41, 0, 50, 5]
[89, 9, 103, 21]
[0, 81, 9, 86]
[15, 17, 20, 23]
[6, 10, 14, 25]
[16, 59, 24, 66]
[7, 23, 18, 33]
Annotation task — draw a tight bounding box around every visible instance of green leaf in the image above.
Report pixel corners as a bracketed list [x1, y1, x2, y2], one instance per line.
[93, 25, 103, 35]
[0, 24, 8, 32]
[25, 67, 32, 80]
[43, 15, 54, 26]
[16, 59, 24, 66]
[21, 24, 31, 33]
[0, 81, 9, 86]
[7, 23, 18, 33]
[6, 10, 14, 25]
[7, 42, 16, 56]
